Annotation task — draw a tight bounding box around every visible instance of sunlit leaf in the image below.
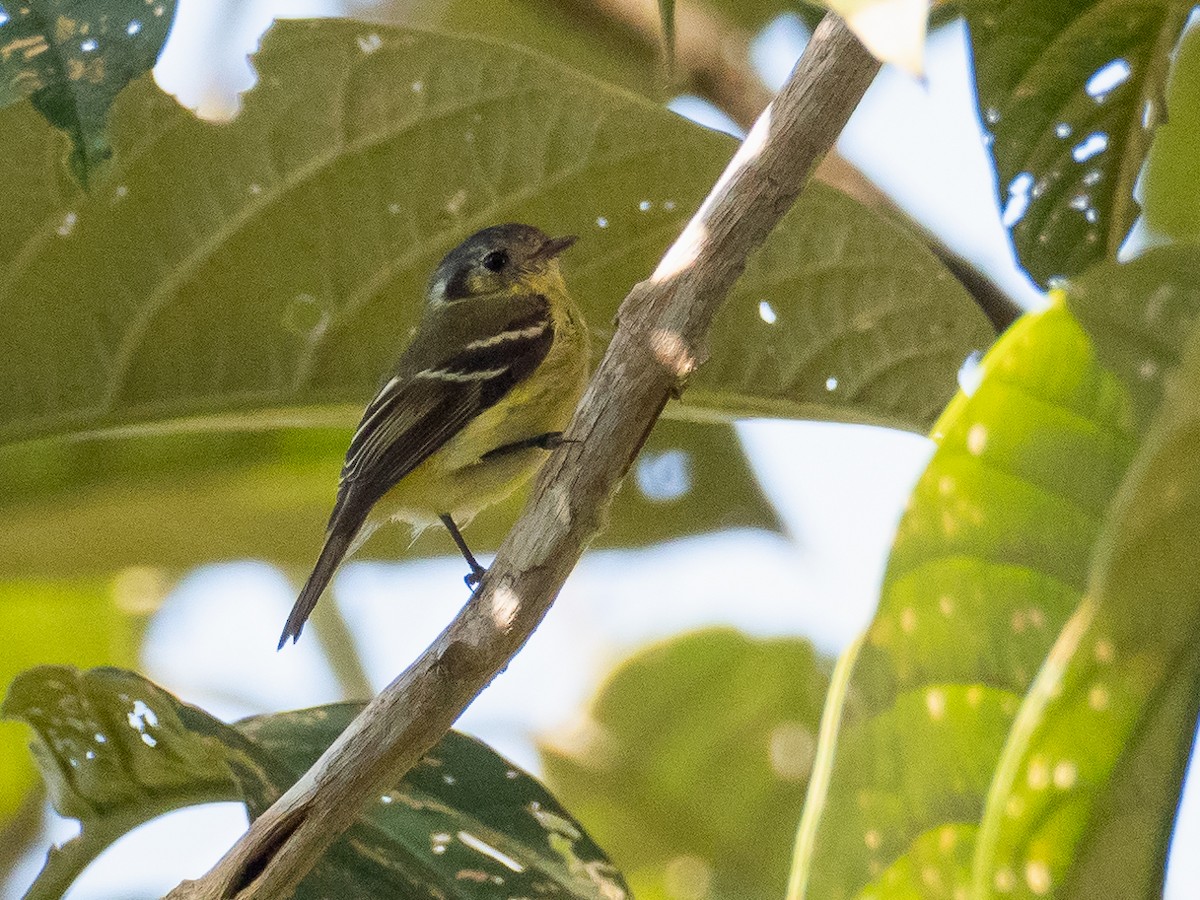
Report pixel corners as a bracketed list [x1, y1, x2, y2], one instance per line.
[0, 0, 177, 185]
[965, 0, 1192, 285]
[2, 666, 239, 900]
[1142, 23, 1200, 245]
[4, 667, 630, 900]
[0, 582, 137, 830]
[972, 246, 1200, 900]
[789, 300, 1139, 899]
[542, 629, 832, 900]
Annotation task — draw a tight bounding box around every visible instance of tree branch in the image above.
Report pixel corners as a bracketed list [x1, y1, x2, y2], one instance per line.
[557, 0, 1023, 333]
[164, 14, 880, 900]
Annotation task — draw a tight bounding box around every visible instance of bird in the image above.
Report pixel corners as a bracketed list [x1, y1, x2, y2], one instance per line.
[278, 223, 589, 648]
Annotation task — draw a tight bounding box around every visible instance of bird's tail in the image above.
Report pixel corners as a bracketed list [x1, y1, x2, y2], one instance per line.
[278, 523, 357, 650]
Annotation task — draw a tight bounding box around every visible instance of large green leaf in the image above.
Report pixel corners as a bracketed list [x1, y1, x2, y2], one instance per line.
[965, 0, 1193, 286]
[1142, 23, 1200, 245]
[789, 299, 1139, 899]
[4, 667, 631, 899]
[0, 18, 987, 447]
[0, 0, 177, 185]
[541, 628, 833, 900]
[0, 18, 988, 578]
[971, 247, 1200, 899]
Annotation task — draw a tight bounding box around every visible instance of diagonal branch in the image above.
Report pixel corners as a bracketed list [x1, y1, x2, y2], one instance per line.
[164, 14, 880, 900]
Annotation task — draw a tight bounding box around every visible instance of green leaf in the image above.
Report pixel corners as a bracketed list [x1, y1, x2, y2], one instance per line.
[789, 299, 1140, 899]
[4, 667, 631, 900]
[0, 18, 987, 448]
[0, 0, 178, 186]
[0, 18, 987, 577]
[0, 581, 138, 828]
[972, 246, 1200, 899]
[706, 186, 989, 428]
[1142, 23, 1200, 245]
[238, 705, 631, 900]
[2, 666, 241, 900]
[541, 628, 832, 900]
[965, 0, 1193, 286]
[392, 0, 664, 98]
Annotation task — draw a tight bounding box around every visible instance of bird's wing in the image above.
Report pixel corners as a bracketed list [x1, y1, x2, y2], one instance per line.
[340, 295, 555, 497]
[278, 293, 555, 647]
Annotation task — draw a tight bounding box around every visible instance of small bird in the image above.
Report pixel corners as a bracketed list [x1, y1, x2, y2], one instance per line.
[278, 224, 589, 648]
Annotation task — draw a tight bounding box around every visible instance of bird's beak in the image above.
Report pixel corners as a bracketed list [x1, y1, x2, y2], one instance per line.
[535, 234, 578, 261]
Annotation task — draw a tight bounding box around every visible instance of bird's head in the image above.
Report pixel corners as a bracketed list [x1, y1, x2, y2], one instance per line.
[427, 223, 577, 305]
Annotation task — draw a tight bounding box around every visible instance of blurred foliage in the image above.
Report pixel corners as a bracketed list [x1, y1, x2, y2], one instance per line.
[0, 0, 177, 185]
[964, 0, 1192, 286]
[791, 298, 1136, 898]
[541, 629, 834, 900]
[3, 667, 630, 899]
[1143, 23, 1200, 245]
[0, 419, 779, 580]
[969, 247, 1200, 900]
[790, 246, 1200, 899]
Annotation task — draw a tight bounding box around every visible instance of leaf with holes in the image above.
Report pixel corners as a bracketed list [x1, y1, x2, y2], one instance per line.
[0, 18, 989, 448]
[0, 0, 177, 185]
[4, 667, 631, 900]
[0, 18, 988, 580]
[239, 705, 632, 900]
[541, 629, 832, 900]
[965, 0, 1192, 286]
[970, 246, 1200, 900]
[789, 298, 1140, 899]
[2, 666, 244, 900]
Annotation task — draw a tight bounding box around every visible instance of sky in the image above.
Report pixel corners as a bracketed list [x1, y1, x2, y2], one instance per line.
[3, 3, 1197, 898]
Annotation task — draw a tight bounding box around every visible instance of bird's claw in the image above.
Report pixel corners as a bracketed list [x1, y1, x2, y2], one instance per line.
[465, 566, 487, 590]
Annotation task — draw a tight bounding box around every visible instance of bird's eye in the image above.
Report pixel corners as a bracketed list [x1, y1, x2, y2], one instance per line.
[481, 250, 509, 272]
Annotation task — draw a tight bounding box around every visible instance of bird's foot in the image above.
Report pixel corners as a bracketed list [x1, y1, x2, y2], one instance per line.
[464, 564, 487, 590]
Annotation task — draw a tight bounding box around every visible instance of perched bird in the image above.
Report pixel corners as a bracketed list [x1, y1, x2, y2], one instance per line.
[278, 224, 589, 648]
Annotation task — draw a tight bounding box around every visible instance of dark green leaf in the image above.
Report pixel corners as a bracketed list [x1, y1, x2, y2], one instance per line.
[0, 0, 178, 186]
[239, 705, 631, 900]
[965, 0, 1192, 286]
[789, 299, 1140, 898]
[541, 628, 832, 900]
[971, 246, 1200, 899]
[1142, 23, 1200, 245]
[4, 667, 631, 900]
